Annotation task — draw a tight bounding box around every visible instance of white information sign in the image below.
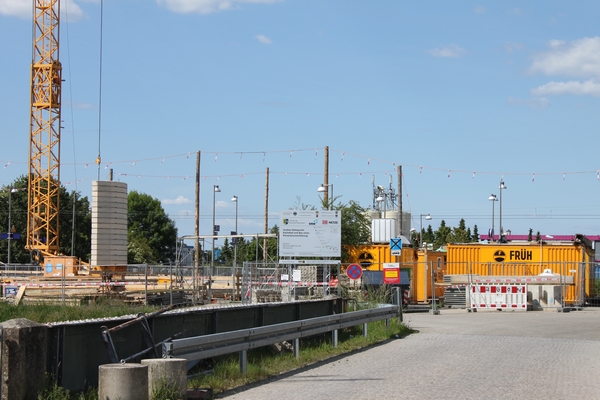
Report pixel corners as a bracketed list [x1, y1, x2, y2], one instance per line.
[279, 210, 341, 257]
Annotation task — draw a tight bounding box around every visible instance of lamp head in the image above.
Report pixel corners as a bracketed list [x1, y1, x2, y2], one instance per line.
[231, 195, 238, 202]
[317, 184, 327, 193]
[488, 194, 497, 201]
[214, 185, 221, 193]
[425, 214, 432, 220]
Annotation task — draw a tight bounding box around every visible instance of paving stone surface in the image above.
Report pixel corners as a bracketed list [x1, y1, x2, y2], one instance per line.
[218, 308, 600, 399]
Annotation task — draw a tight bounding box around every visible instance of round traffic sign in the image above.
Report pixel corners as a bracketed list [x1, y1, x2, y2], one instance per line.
[346, 263, 363, 280]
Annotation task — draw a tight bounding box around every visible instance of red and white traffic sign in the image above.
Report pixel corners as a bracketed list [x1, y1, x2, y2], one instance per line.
[346, 263, 363, 280]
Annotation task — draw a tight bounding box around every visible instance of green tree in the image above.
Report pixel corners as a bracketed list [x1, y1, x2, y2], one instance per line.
[338, 201, 371, 262]
[0, 176, 91, 264]
[528, 228, 533, 242]
[433, 220, 451, 249]
[422, 224, 435, 247]
[471, 225, 479, 242]
[239, 225, 279, 262]
[447, 218, 471, 243]
[217, 238, 234, 264]
[127, 191, 177, 264]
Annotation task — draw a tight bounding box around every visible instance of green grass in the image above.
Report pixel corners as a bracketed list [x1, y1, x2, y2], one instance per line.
[0, 300, 160, 324]
[188, 318, 410, 395]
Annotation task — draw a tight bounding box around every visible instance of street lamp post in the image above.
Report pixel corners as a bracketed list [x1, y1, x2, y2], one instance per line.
[231, 195, 238, 270]
[499, 181, 507, 240]
[419, 214, 432, 249]
[210, 185, 221, 302]
[488, 194, 497, 242]
[317, 183, 333, 210]
[7, 188, 18, 270]
[231, 195, 238, 301]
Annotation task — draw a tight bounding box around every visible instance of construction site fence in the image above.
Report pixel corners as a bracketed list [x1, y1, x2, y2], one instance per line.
[0, 264, 43, 277]
[240, 262, 338, 305]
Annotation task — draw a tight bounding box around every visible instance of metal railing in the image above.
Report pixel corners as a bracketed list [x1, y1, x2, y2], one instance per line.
[163, 302, 401, 373]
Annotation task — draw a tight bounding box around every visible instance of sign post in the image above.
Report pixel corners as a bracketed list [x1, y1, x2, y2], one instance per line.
[390, 238, 402, 257]
[346, 263, 363, 280]
[383, 263, 400, 285]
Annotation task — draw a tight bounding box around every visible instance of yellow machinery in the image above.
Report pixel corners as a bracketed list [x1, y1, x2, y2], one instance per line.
[25, 1, 85, 278]
[27, 0, 63, 265]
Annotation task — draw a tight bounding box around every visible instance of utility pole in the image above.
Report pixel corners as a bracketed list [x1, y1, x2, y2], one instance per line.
[323, 146, 329, 207]
[397, 165, 402, 236]
[194, 150, 200, 303]
[263, 167, 269, 263]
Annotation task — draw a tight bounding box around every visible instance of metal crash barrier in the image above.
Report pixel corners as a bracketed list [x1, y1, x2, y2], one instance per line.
[163, 304, 400, 373]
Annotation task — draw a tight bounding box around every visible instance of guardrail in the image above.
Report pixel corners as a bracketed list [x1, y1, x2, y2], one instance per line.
[163, 303, 401, 373]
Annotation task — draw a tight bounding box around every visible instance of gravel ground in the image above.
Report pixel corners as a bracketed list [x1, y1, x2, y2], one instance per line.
[218, 308, 600, 399]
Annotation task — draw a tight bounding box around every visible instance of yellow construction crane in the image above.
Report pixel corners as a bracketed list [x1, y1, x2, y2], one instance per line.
[27, 0, 63, 265]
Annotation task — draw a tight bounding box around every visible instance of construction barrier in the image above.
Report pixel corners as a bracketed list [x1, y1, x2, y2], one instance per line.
[469, 283, 528, 311]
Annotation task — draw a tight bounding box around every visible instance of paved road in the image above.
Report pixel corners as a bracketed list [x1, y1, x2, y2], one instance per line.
[218, 308, 600, 399]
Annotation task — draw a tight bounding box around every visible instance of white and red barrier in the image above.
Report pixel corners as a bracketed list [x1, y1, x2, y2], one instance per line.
[250, 281, 337, 287]
[11, 281, 148, 288]
[469, 284, 528, 311]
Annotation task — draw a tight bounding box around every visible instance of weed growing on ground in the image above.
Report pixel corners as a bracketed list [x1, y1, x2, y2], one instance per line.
[188, 318, 409, 395]
[0, 301, 159, 324]
[151, 380, 185, 400]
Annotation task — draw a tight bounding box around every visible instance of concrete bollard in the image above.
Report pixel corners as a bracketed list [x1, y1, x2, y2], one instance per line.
[0, 318, 47, 400]
[141, 358, 187, 400]
[98, 363, 149, 400]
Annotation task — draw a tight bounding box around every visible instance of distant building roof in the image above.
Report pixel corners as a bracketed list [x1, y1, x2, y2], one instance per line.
[480, 234, 600, 242]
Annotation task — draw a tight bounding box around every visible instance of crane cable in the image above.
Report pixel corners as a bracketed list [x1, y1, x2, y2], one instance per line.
[61, 0, 79, 258]
[96, 0, 104, 180]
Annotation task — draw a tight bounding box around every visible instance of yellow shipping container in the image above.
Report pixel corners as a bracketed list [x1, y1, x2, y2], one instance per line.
[345, 245, 446, 304]
[446, 242, 595, 304]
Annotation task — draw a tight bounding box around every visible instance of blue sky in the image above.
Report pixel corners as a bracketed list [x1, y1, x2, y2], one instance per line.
[2, 0, 600, 242]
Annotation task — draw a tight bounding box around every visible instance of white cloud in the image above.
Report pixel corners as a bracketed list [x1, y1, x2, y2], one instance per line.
[531, 79, 600, 97]
[0, 0, 86, 21]
[527, 37, 600, 98]
[255, 34, 272, 44]
[162, 195, 192, 205]
[504, 42, 524, 54]
[507, 96, 549, 109]
[429, 44, 466, 58]
[157, 0, 282, 14]
[0, 0, 29, 18]
[474, 6, 486, 15]
[529, 37, 600, 78]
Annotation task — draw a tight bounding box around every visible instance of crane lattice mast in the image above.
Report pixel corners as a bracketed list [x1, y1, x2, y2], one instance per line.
[27, 0, 62, 260]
